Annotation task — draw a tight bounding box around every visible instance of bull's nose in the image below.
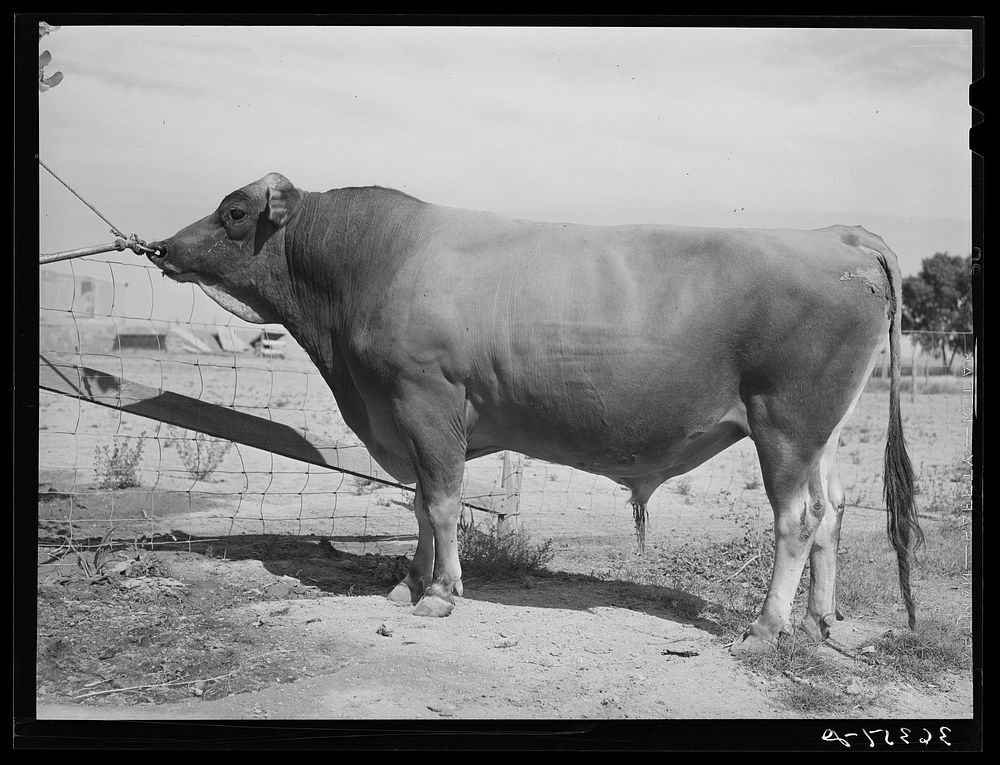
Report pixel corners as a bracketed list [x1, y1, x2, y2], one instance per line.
[145, 241, 168, 263]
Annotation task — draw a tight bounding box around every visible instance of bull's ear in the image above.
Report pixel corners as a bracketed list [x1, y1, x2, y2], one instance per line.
[265, 173, 301, 227]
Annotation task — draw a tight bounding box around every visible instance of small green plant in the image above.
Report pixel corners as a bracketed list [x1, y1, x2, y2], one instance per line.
[94, 434, 146, 489]
[67, 529, 116, 580]
[458, 520, 555, 579]
[675, 476, 693, 496]
[48, 531, 153, 583]
[166, 427, 233, 481]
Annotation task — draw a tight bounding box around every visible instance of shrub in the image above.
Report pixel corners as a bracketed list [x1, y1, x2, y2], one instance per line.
[94, 435, 146, 489]
[166, 427, 233, 481]
[458, 520, 555, 579]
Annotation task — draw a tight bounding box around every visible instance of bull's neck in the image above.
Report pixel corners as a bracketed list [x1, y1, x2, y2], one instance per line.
[273, 186, 427, 360]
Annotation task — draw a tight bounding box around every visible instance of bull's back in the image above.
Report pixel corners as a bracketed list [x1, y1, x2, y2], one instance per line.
[418, 210, 890, 373]
[389, 209, 893, 467]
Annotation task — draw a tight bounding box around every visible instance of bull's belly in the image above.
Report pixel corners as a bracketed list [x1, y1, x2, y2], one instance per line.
[468, 398, 750, 480]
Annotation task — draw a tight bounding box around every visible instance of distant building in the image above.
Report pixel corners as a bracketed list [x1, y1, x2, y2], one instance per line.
[39, 270, 115, 317]
[249, 329, 287, 359]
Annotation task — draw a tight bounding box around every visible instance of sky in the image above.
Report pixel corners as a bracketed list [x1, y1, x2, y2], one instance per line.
[36, 23, 975, 325]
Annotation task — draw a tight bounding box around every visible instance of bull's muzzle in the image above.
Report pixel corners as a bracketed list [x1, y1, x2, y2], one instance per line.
[145, 242, 185, 277]
[146, 241, 168, 260]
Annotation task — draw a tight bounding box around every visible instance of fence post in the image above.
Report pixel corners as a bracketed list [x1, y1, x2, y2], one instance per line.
[497, 451, 523, 532]
[911, 345, 917, 402]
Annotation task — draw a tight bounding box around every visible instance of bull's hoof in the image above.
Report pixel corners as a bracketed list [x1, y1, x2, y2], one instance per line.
[798, 613, 834, 642]
[731, 617, 792, 654]
[412, 593, 455, 618]
[730, 631, 777, 655]
[387, 581, 420, 605]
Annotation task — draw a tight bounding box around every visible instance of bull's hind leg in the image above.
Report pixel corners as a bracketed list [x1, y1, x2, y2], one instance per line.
[735, 408, 829, 649]
[800, 432, 847, 641]
[388, 485, 434, 605]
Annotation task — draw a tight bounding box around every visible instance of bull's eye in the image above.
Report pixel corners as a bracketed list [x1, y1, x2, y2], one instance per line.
[230, 208, 247, 221]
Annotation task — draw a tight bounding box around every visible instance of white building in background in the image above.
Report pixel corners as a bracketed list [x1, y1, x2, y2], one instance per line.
[39, 269, 116, 318]
[39, 268, 307, 360]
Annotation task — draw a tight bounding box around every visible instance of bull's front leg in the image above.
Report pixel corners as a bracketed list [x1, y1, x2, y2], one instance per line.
[391, 388, 468, 618]
[387, 485, 433, 605]
[411, 472, 465, 618]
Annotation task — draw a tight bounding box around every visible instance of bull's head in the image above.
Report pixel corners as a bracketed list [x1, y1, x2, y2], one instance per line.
[148, 173, 301, 324]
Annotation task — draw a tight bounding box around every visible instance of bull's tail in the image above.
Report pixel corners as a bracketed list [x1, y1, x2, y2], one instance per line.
[875, 244, 924, 630]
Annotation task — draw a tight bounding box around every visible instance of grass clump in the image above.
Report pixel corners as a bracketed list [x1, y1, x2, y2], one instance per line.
[871, 619, 973, 686]
[458, 520, 555, 579]
[837, 516, 971, 618]
[94, 435, 146, 489]
[737, 631, 870, 713]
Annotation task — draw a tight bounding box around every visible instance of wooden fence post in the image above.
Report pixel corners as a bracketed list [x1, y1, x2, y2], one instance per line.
[498, 451, 523, 532]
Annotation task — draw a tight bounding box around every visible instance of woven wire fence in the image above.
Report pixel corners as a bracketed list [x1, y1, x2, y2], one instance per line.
[37, 257, 976, 564]
[37, 257, 505, 557]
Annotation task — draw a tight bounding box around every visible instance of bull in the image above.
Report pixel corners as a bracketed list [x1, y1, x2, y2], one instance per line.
[148, 172, 922, 648]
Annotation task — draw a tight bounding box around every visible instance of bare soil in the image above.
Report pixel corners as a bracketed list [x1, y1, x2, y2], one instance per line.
[34, 529, 972, 722]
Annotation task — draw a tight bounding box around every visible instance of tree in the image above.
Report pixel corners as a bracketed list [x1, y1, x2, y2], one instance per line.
[38, 22, 63, 92]
[901, 253, 973, 368]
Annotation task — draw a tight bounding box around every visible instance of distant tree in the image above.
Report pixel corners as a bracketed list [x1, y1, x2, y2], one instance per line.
[38, 22, 63, 92]
[901, 252, 972, 368]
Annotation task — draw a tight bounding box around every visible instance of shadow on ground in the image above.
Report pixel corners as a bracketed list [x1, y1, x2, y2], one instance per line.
[39, 529, 729, 637]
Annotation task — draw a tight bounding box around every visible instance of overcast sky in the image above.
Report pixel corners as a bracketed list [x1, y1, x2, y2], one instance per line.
[37, 24, 974, 324]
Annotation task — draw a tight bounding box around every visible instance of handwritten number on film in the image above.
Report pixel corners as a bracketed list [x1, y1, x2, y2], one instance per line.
[822, 727, 951, 748]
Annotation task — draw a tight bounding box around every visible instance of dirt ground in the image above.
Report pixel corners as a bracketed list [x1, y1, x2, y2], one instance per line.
[33, 528, 973, 724]
[33, 353, 976, 725]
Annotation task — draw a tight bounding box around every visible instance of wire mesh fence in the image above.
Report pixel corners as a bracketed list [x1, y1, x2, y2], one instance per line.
[37, 256, 976, 566]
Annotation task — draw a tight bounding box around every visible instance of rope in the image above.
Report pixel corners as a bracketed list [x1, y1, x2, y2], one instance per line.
[37, 156, 159, 256]
[38, 157, 127, 238]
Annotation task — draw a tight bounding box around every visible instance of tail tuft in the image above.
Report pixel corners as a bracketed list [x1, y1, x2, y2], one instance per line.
[884, 403, 923, 629]
[875, 243, 924, 630]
